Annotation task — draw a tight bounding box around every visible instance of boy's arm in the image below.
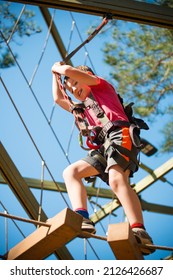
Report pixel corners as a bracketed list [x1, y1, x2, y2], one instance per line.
[52, 73, 71, 112]
[52, 62, 99, 85]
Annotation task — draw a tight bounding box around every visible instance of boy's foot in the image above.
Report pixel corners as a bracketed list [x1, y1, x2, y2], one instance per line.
[78, 217, 96, 238]
[132, 228, 155, 255]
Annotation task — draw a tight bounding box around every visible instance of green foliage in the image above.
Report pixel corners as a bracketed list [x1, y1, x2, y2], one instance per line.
[160, 122, 173, 153]
[0, 2, 41, 68]
[103, 20, 173, 153]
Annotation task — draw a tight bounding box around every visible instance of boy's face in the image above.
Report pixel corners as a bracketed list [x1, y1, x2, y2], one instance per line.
[65, 78, 91, 101]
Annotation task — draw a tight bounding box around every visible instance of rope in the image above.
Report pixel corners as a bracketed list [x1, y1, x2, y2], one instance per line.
[37, 160, 45, 228]
[65, 13, 111, 64]
[80, 231, 107, 241]
[0, 201, 25, 238]
[79, 232, 173, 253]
[0, 212, 51, 228]
[87, 240, 100, 260]
[66, 19, 75, 56]
[29, 9, 56, 86]
[7, 5, 26, 44]
[4, 210, 8, 252]
[139, 244, 173, 252]
[89, 199, 107, 235]
[1, 77, 70, 208]
[80, 232, 173, 252]
[66, 120, 76, 157]
[49, 102, 56, 124]
[69, 12, 96, 73]
[48, 14, 74, 126]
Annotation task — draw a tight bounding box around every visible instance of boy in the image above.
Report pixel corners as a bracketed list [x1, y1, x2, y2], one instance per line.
[51, 62, 154, 255]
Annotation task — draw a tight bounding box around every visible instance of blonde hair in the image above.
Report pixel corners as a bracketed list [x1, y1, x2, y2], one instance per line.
[64, 65, 95, 84]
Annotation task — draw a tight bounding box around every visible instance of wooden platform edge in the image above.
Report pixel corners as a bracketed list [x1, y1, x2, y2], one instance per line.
[6, 208, 83, 260]
[107, 222, 144, 260]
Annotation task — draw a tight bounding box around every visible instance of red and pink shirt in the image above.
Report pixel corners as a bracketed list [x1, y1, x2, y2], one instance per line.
[84, 77, 129, 127]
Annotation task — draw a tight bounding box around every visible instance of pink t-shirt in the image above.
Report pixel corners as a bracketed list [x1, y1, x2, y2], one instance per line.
[84, 77, 129, 127]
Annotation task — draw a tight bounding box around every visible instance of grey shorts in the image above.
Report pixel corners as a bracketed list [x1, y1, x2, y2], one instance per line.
[82, 127, 139, 184]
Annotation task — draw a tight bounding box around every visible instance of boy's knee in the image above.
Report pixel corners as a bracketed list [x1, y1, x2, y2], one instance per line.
[63, 164, 76, 180]
[109, 172, 126, 192]
[109, 176, 119, 191]
[63, 165, 71, 180]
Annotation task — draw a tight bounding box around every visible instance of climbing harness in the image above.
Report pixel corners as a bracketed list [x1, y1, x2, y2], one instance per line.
[82, 92, 149, 155]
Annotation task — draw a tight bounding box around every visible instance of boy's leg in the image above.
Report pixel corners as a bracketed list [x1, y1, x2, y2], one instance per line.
[63, 159, 99, 211]
[108, 165, 155, 255]
[108, 165, 143, 225]
[63, 159, 99, 235]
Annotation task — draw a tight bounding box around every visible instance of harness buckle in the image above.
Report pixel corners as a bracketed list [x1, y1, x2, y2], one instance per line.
[98, 121, 115, 142]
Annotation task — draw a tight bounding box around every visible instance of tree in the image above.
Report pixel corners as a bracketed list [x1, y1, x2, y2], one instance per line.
[0, 2, 41, 68]
[102, 12, 173, 152]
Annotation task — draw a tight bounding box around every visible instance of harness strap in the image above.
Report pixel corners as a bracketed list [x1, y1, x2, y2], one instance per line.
[56, 74, 89, 135]
[84, 94, 144, 149]
[104, 138, 139, 166]
[129, 124, 143, 148]
[83, 94, 115, 144]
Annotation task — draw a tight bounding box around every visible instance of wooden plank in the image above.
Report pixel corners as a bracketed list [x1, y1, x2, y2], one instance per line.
[107, 222, 144, 260]
[6, 208, 83, 260]
[0, 142, 73, 260]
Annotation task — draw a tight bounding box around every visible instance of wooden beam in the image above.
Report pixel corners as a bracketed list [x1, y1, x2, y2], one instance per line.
[1, 159, 172, 200]
[0, 142, 45, 221]
[140, 198, 173, 215]
[133, 157, 173, 193]
[0, 175, 115, 199]
[140, 162, 173, 187]
[107, 222, 144, 260]
[0, 142, 73, 260]
[6, 208, 82, 260]
[8, 0, 173, 29]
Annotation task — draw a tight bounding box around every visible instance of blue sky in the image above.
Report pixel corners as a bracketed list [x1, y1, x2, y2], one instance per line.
[0, 1, 173, 261]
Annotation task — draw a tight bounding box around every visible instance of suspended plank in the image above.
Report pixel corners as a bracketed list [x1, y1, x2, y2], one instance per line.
[107, 222, 144, 260]
[0, 142, 73, 260]
[6, 208, 83, 260]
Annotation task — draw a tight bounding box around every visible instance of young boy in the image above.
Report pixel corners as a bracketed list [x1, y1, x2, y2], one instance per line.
[51, 62, 154, 255]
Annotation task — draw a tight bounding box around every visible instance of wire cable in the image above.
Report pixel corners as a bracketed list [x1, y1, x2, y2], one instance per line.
[0, 201, 26, 239]
[69, 12, 97, 73]
[1, 76, 70, 208]
[7, 5, 26, 44]
[0, 30, 71, 165]
[37, 160, 45, 227]
[66, 19, 75, 56]
[29, 9, 56, 86]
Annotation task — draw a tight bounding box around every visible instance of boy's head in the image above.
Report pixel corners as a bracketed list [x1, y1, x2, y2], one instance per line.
[64, 65, 95, 84]
[64, 65, 95, 101]
[76, 65, 95, 74]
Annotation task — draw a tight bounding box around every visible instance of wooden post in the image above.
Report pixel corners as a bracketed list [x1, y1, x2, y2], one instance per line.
[6, 208, 82, 260]
[107, 222, 144, 260]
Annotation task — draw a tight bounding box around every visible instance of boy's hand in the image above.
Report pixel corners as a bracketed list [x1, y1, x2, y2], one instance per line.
[51, 61, 65, 74]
